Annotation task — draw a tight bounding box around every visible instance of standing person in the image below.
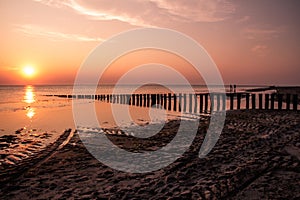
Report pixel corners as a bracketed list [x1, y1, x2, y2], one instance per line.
[230, 84, 232, 93]
[234, 84, 237, 93]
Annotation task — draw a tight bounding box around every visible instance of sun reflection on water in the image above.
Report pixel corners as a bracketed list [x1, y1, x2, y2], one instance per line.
[24, 86, 36, 119]
[24, 86, 35, 104]
[26, 107, 35, 119]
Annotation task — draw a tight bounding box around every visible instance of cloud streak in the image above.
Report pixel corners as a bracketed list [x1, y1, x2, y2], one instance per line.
[15, 24, 104, 42]
[33, 0, 236, 27]
[244, 27, 284, 40]
[251, 44, 268, 57]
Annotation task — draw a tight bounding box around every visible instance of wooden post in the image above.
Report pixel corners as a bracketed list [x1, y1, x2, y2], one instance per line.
[107, 94, 109, 102]
[183, 94, 187, 112]
[132, 94, 135, 105]
[194, 94, 198, 113]
[199, 94, 203, 113]
[117, 94, 120, 104]
[136, 94, 139, 106]
[168, 93, 172, 111]
[286, 94, 290, 110]
[128, 95, 132, 105]
[189, 94, 193, 113]
[151, 94, 156, 107]
[245, 93, 250, 109]
[271, 93, 275, 110]
[210, 93, 214, 112]
[173, 94, 177, 111]
[163, 94, 167, 110]
[204, 94, 208, 113]
[143, 94, 146, 107]
[222, 93, 226, 111]
[140, 94, 143, 107]
[259, 93, 263, 109]
[156, 94, 159, 106]
[293, 94, 298, 111]
[216, 93, 220, 111]
[237, 93, 241, 110]
[265, 94, 269, 110]
[230, 93, 234, 110]
[147, 94, 150, 107]
[278, 94, 283, 110]
[178, 93, 182, 112]
[252, 93, 256, 109]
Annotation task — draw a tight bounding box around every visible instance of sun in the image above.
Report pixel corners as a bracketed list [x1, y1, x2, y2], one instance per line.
[23, 65, 35, 77]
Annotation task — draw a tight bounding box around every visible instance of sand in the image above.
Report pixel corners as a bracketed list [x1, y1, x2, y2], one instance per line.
[0, 110, 299, 199]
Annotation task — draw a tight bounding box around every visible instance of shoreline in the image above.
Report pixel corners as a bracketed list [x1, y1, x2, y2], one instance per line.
[1, 110, 299, 199]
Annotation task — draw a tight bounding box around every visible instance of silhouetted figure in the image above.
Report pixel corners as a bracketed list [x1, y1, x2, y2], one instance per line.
[234, 84, 237, 93]
[230, 84, 233, 93]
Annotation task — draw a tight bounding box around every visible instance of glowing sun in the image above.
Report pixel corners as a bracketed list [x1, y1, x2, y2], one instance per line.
[23, 65, 35, 77]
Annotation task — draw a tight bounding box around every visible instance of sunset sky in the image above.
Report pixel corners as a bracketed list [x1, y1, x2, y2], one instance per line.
[0, 0, 300, 85]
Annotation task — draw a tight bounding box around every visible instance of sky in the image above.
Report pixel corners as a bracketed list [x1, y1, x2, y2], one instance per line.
[0, 0, 300, 85]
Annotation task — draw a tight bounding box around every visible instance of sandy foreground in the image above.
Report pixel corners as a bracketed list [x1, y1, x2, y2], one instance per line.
[0, 110, 299, 199]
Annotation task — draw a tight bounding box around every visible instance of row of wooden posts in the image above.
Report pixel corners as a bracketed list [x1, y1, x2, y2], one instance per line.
[58, 92, 299, 113]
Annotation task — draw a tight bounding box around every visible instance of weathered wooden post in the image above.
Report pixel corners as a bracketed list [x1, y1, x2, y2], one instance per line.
[135, 94, 138, 106]
[117, 94, 120, 104]
[146, 94, 150, 107]
[168, 93, 172, 111]
[216, 93, 220, 111]
[189, 94, 193, 113]
[265, 94, 269, 110]
[194, 94, 198, 113]
[237, 93, 241, 110]
[183, 94, 187, 112]
[163, 94, 167, 110]
[204, 93, 208, 113]
[178, 93, 182, 112]
[222, 93, 226, 111]
[251, 93, 256, 109]
[259, 93, 263, 109]
[142, 94, 146, 107]
[151, 94, 156, 107]
[270, 93, 275, 110]
[123, 94, 126, 104]
[128, 94, 131, 105]
[230, 93, 234, 110]
[293, 94, 298, 111]
[286, 94, 291, 110]
[173, 94, 177, 111]
[245, 93, 250, 109]
[278, 94, 283, 110]
[132, 94, 135, 106]
[156, 94, 160, 107]
[210, 93, 214, 112]
[199, 94, 203, 113]
[140, 94, 143, 107]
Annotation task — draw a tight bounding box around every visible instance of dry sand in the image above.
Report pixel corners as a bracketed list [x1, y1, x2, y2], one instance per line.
[0, 110, 299, 199]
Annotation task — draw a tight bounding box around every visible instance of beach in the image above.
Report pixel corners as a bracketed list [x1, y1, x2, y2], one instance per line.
[1, 109, 299, 199]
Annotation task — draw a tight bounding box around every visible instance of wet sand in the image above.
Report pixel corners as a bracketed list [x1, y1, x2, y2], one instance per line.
[0, 110, 300, 199]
